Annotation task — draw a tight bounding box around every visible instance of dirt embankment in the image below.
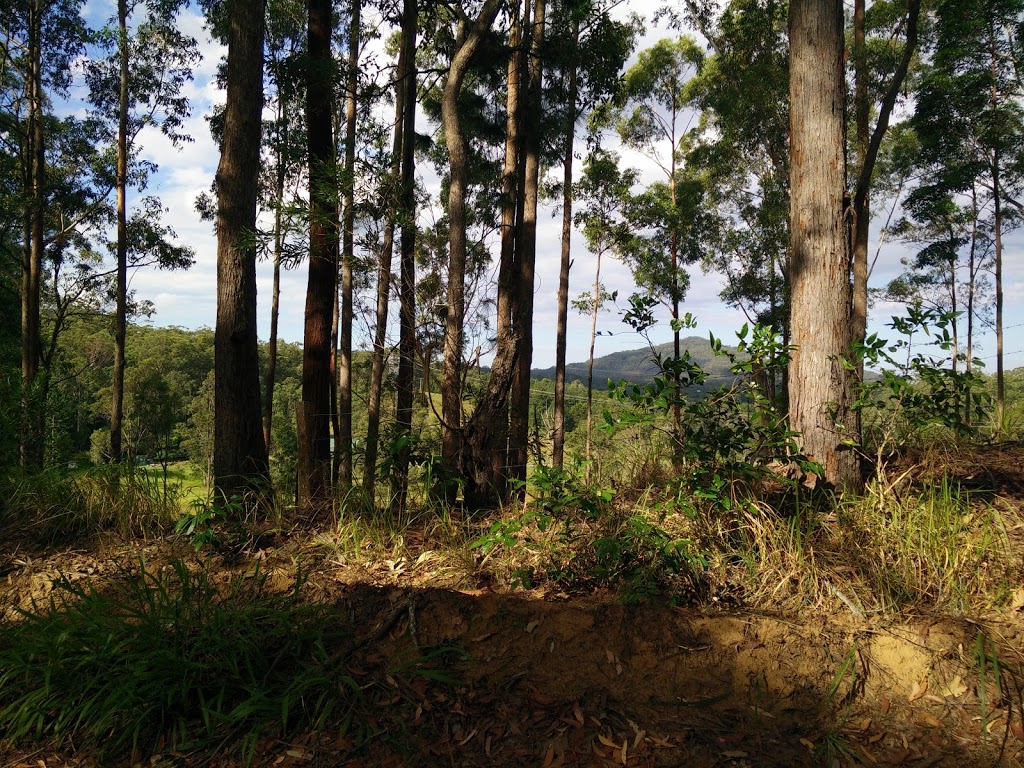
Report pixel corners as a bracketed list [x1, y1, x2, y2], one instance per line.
[2, 540, 1023, 767]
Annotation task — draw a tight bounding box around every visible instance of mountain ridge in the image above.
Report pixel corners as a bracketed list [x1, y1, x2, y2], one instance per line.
[531, 335, 737, 387]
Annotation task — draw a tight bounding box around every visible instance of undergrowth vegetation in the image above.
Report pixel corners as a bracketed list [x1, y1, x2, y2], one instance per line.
[0, 560, 448, 761]
[0, 465, 181, 542]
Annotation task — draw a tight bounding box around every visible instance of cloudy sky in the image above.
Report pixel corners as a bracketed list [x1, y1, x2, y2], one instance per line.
[77, 1, 1024, 372]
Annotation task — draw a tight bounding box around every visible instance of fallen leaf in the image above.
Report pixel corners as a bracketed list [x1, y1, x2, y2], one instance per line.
[800, 738, 815, 750]
[542, 741, 555, 768]
[573, 702, 584, 724]
[1011, 720, 1024, 742]
[941, 675, 968, 698]
[909, 680, 928, 702]
[471, 631, 496, 642]
[919, 713, 943, 728]
[620, 739, 628, 765]
[526, 620, 539, 634]
[880, 695, 891, 714]
[598, 733, 619, 748]
[858, 744, 879, 765]
[1009, 587, 1024, 611]
[721, 750, 749, 758]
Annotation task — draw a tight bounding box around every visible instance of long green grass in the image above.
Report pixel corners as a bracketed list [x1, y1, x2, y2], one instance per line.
[1, 465, 180, 542]
[0, 560, 365, 760]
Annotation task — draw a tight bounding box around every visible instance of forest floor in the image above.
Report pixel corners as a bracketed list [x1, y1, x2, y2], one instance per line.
[3, 450, 1024, 767]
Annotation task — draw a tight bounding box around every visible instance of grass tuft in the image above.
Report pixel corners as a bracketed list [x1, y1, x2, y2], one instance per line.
[0, 559, 424, 761]
[1, 465, 180, 543]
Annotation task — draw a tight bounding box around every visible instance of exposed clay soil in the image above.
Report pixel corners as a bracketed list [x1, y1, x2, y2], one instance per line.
[2, 526, 1023, 768]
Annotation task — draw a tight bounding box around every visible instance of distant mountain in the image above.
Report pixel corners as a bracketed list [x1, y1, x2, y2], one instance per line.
[531, 336, 738, 389]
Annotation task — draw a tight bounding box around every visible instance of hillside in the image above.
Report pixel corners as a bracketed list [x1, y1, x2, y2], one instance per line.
[531, 335, 738, 388]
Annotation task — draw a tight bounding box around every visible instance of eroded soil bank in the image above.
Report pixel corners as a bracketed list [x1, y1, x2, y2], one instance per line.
[2, 539, 1023, 767]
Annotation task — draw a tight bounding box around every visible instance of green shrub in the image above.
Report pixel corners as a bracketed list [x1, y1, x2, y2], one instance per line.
[474, 464, 706, 601]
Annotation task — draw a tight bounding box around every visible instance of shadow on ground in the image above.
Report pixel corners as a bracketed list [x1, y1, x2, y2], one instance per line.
[311, 583, 1024, 767]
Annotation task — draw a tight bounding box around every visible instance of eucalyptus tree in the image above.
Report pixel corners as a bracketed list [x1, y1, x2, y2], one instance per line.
[611, 36, 705, 447]
[363, 0, 417, 507]
[436, 0, 504, 498]
[297, 0, 338, 510]
[546, 0, 638, 468]
[213, 0, 271, 500]
[911, 0, 1024, 424]
[684, 0, 789, 367]
[849, 0, 922, 385]
[335, 0, 360, 491]
[886, 189, 994, 372]
[261, 0, 306, 454]
[788, 0, 859, 488]
[2, 0, 89, 468]
[572, 149, 634, 473]
[86, 0, 198, 464]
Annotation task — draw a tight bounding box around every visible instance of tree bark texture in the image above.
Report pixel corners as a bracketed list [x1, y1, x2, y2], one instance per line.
[214, 0, 270, 499]
[110, 0, 129, 463]
[297, 0, 339, 510]
[20, 0, 45, 470]
[338, 0, 360, 490]
[787, 0, 860, 489]
[363, 32, 407, 502]
[262, 113, 287, 453]
[439, 0, 504, 473]
[490, 2, 525, 494]
[552, 18, 578, 471]
[509, 0, 545, 487]
[392, 0, 418, 513]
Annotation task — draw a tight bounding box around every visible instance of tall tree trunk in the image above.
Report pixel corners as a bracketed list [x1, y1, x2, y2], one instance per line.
[585, 245, 602, 480]
[989, 28, 1005, 430]
[552, 19, 579, 470]
[491, 3, 524, 492]
[669, 81, 681, 452]
[297, 0, 338, 510]
[851, 0, 868, 391]
[392, 0, 418, 513]
[439, 0, 504, 477]
[214, 0, 270, 500]
[338, 0, 359, 490]
[262, 114, 287, 452]
[788, 0, 859, 489]
[330, 232, 340, 476]
[509, 0, 545, 488]
[850, 0, 920, 363]
[993, 155, 1004, 428]
[363, 36, 406, 503]
[110, 0, 129, 464]
[20, 0, 45, 470]
[966, 185, 978, 425]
